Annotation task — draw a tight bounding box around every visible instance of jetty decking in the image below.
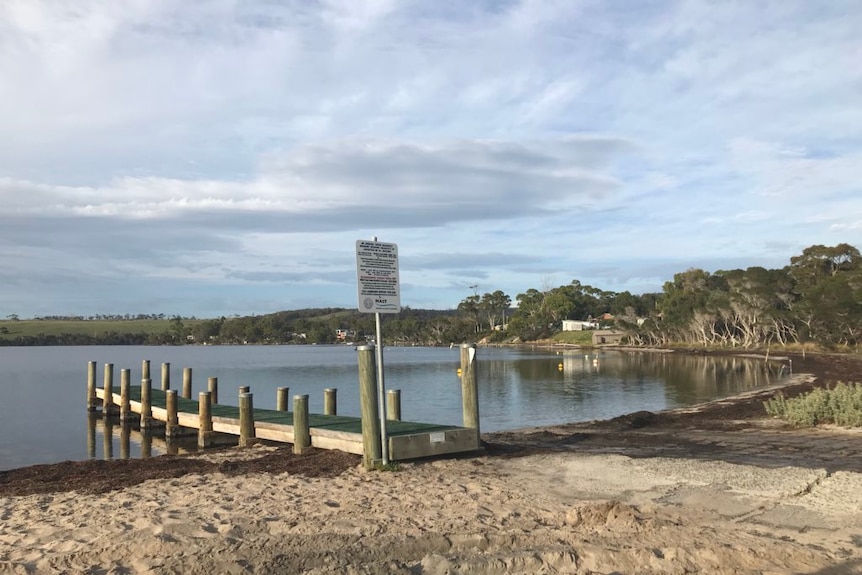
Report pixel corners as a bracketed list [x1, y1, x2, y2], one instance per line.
[88, 344, 482, 465]
[94, 386, 478, 460]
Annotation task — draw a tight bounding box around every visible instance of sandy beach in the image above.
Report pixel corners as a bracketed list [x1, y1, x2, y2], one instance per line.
[1, 351, 861, 574]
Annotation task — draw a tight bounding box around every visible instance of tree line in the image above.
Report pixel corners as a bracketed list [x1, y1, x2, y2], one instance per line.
[2, 243, 858, 350]
[631, 243, 861, 349]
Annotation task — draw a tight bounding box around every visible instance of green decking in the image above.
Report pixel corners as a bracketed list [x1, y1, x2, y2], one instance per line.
[127, 386, 457, 437]
[90, 350, 481, 464]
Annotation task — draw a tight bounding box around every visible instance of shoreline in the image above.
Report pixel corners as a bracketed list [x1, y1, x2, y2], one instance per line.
[0, 348, 846, 480]
[1, 351, 860, 574]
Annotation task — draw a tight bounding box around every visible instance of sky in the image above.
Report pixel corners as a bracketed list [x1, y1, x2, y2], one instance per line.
[1, 0, 860, 319]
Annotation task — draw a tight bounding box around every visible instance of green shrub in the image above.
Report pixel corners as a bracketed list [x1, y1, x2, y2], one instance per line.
[764, 382, 862, 427]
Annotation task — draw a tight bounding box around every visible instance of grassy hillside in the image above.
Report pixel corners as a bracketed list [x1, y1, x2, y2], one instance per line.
[550, 331, 595, 346]
[0, 319, 197, 340]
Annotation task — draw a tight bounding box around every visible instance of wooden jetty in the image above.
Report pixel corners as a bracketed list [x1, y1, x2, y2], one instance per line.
[88, 344, 481, 467]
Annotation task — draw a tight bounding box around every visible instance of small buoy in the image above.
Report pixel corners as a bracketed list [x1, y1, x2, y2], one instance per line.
[457, 368, 462, 375]
[558, 363, 563, 371]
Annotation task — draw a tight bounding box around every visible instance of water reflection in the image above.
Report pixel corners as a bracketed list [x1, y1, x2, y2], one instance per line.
[103, 418, 114, 460]
[87, 413, 97, 459]
[477, 350, 791, 431]
[120, 424, 130, 460]
[141, 430, 152, 459]
[2, 346, 796, 468]
[87, 412, 233, 462]
[513, 351, 788, 401]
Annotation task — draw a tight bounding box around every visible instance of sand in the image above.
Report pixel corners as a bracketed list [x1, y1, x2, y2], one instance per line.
[1, 440, 861, 575]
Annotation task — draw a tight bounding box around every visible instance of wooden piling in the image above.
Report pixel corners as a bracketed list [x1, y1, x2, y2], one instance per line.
[276, 387, 289, 411]
[387, 389, 401, 421]
[103, 363, 115, 415]
[239, 392, 255, 447]
[161, 362, 171, 391]
[460, 343, 480, 434]
[198, 391, 214, 448]
[140, 377, 154, 429]
[324, 388, 337, 416]
[293, 394, 310, 455]
[207, 377, 219, 404]
[120, 369, 131, 423]
[87, 361, 97, 411]
[166, 390, 180, 438]
[357, 344, 381, 469]
[182, 367, 192, 399]
[239, 385, 250, 396]
[142, 359, 150, 381]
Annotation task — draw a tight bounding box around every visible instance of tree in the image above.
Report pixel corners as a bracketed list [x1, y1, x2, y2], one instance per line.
[193, 318, 224, 343]
[169, 315, 186, 343]
[479, 290, 511, 331]
[789, 243, 862, 287]
[457, 295, 481, 333]
[542, 288, 575, 325]
[509, 289, 548, 340]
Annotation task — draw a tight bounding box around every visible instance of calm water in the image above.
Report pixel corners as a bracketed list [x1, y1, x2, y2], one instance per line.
[0, 345, 791, 470]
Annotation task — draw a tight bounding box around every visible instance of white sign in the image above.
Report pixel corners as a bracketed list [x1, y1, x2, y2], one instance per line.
[356, 240, 401, 314]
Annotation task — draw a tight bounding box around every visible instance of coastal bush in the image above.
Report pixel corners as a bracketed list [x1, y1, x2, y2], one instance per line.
[764, 381, 862, 427]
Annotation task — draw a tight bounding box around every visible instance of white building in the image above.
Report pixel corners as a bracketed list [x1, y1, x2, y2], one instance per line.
[562, 320, 598, 331]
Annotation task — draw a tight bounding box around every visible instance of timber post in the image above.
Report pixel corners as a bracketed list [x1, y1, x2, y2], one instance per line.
[207, 377, 218, 404]
[238, 385, 250, 396]
[140, 377, 154, 429]
[387, 389, 401, 421]
[102, 363, 115, 415]
[161, 362, 170, 391]
[357, 344, 381, 469]
[276, 387, 289, 411]
[293, 394, 310, 455]
[119, 369, 131, 423]
[141, 359, 150, 381]
[324, 388, 337, 416]
[87, 361, 98, 411]
[165, 390, 180, 438]
[460, 343, 480, 435]
[198, 391, 214, 448]
[239, 392, 255, 447]
[182, 367, 192, 399]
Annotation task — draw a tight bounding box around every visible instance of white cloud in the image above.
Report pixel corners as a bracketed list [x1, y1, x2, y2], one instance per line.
[0, 0, 860, 317]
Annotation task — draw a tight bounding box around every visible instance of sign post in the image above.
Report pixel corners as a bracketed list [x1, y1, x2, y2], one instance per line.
[356, 238, 400, 465]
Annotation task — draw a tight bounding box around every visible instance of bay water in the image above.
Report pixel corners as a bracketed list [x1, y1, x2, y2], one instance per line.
[0, 345, 790, 470]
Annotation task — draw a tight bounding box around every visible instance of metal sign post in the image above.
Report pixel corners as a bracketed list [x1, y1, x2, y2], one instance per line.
[356, 238, 400, 466]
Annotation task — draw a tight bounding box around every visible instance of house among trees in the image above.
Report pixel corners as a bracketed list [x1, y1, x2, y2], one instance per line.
[335, 329, 356, 342]
[562, 320, 598, 331]
[592, 329, 626, 345]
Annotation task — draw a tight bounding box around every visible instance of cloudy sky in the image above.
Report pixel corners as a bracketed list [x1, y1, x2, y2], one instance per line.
[1, 0, 860, 318]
